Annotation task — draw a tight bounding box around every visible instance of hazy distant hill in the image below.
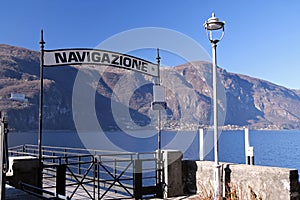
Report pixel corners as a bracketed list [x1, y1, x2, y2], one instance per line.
[0, 44, 300, 131]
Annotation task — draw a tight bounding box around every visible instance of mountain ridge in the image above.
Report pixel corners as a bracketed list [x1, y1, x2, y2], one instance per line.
[0, 44, 300, 131]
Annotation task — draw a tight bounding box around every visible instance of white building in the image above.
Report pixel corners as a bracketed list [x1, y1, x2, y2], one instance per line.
[10, 93, 28, 102]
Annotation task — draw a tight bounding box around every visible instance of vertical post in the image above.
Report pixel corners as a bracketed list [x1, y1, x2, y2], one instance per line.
[133, 159, 142, 199]
[93, 156, 97, 199]
[114, 159, 117, 193]
[156, 48, 163, 198]
[156, 48, 161, 152]
[56, 164, 66, 196]
[0, 124, 4, 200]
[0, 113, 8, 199]
[199, 128, 205, 161]
[38, 30, 45, 162]
[204, 13, 225, 200]
[38, 30, 45, 189]
[212, 41, 221, 199]
[78, 156, 81, 174]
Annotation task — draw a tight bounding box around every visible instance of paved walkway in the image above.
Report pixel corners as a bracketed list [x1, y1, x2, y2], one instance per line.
[5, 185, 40, 200]
[5, 184, 202, 200]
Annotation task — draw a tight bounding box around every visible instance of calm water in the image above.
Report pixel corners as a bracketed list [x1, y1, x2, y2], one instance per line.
[8, 130, 300, 172]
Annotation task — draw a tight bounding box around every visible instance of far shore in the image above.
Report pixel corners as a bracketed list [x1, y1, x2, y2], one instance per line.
[8, 127, 300, 134]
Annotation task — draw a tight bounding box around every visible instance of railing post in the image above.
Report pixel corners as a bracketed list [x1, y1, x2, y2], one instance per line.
[114, 159, 117, 193]
[64, 149, 67, 164]
[97, 157, 100, 198]
[134, 159, 142, 199]
[78, 156, 81, 174]
[56, 164, 66, 196]
[22, 144, 26, 156]
[52, 152, 55, 164]
[93, 156, 97, 199]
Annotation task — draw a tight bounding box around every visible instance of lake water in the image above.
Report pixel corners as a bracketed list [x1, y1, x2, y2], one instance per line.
[7, 130, 300, 172]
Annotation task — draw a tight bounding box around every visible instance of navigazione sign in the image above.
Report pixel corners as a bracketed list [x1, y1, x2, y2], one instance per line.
[38, 30, 163, 162]
[44, 49, 159, 77]
[37, 30, 166, 197]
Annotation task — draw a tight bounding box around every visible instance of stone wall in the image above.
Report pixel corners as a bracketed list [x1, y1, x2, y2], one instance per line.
[182, 161, 300, 200]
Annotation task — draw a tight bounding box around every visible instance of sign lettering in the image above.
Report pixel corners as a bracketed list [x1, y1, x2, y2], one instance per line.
[44, 49, 158, 77]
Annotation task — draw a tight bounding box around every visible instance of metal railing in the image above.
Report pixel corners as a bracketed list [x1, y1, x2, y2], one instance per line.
[20, 182, 70, 200]
[8, 144, 160, 199]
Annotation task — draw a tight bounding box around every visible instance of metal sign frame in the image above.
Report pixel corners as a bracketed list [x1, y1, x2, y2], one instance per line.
[38, 31, 164, 196]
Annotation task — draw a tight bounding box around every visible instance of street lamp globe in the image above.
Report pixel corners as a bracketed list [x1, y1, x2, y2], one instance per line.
[204, 13, 225, 43]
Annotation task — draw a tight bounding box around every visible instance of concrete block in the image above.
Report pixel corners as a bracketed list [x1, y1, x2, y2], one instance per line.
[6, 156, 40, 190]
[162, 150, 183, 198]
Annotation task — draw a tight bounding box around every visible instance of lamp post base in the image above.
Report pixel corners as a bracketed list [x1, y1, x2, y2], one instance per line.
[213, 164, 222, 200]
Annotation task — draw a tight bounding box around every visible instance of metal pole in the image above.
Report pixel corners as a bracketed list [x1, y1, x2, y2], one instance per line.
[156, 48, 161, 153]
[156, 48, 163, 198]
[38, 30, 45, 162]
[212, 41, 221, 200]
[0, 113, 8, 199]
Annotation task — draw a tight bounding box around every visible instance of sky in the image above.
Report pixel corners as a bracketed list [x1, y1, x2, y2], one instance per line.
[1, 0, 300, 89]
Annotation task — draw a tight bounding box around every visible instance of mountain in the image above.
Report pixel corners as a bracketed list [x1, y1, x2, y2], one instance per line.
[0, 44, 300, 131]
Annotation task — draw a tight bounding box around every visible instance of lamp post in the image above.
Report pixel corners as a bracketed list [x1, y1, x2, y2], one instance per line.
[204, 12, 225, 200]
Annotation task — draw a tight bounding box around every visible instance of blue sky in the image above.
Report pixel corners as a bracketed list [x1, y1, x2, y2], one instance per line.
[1, 0, 300, 89]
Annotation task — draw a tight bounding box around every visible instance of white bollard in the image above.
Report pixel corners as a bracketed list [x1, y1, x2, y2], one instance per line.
[199, 128, 205, 161]
[244, 128, 254, 165]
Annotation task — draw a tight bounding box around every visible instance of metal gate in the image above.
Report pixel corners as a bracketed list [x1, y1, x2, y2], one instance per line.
[8, 144, 162, 199]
